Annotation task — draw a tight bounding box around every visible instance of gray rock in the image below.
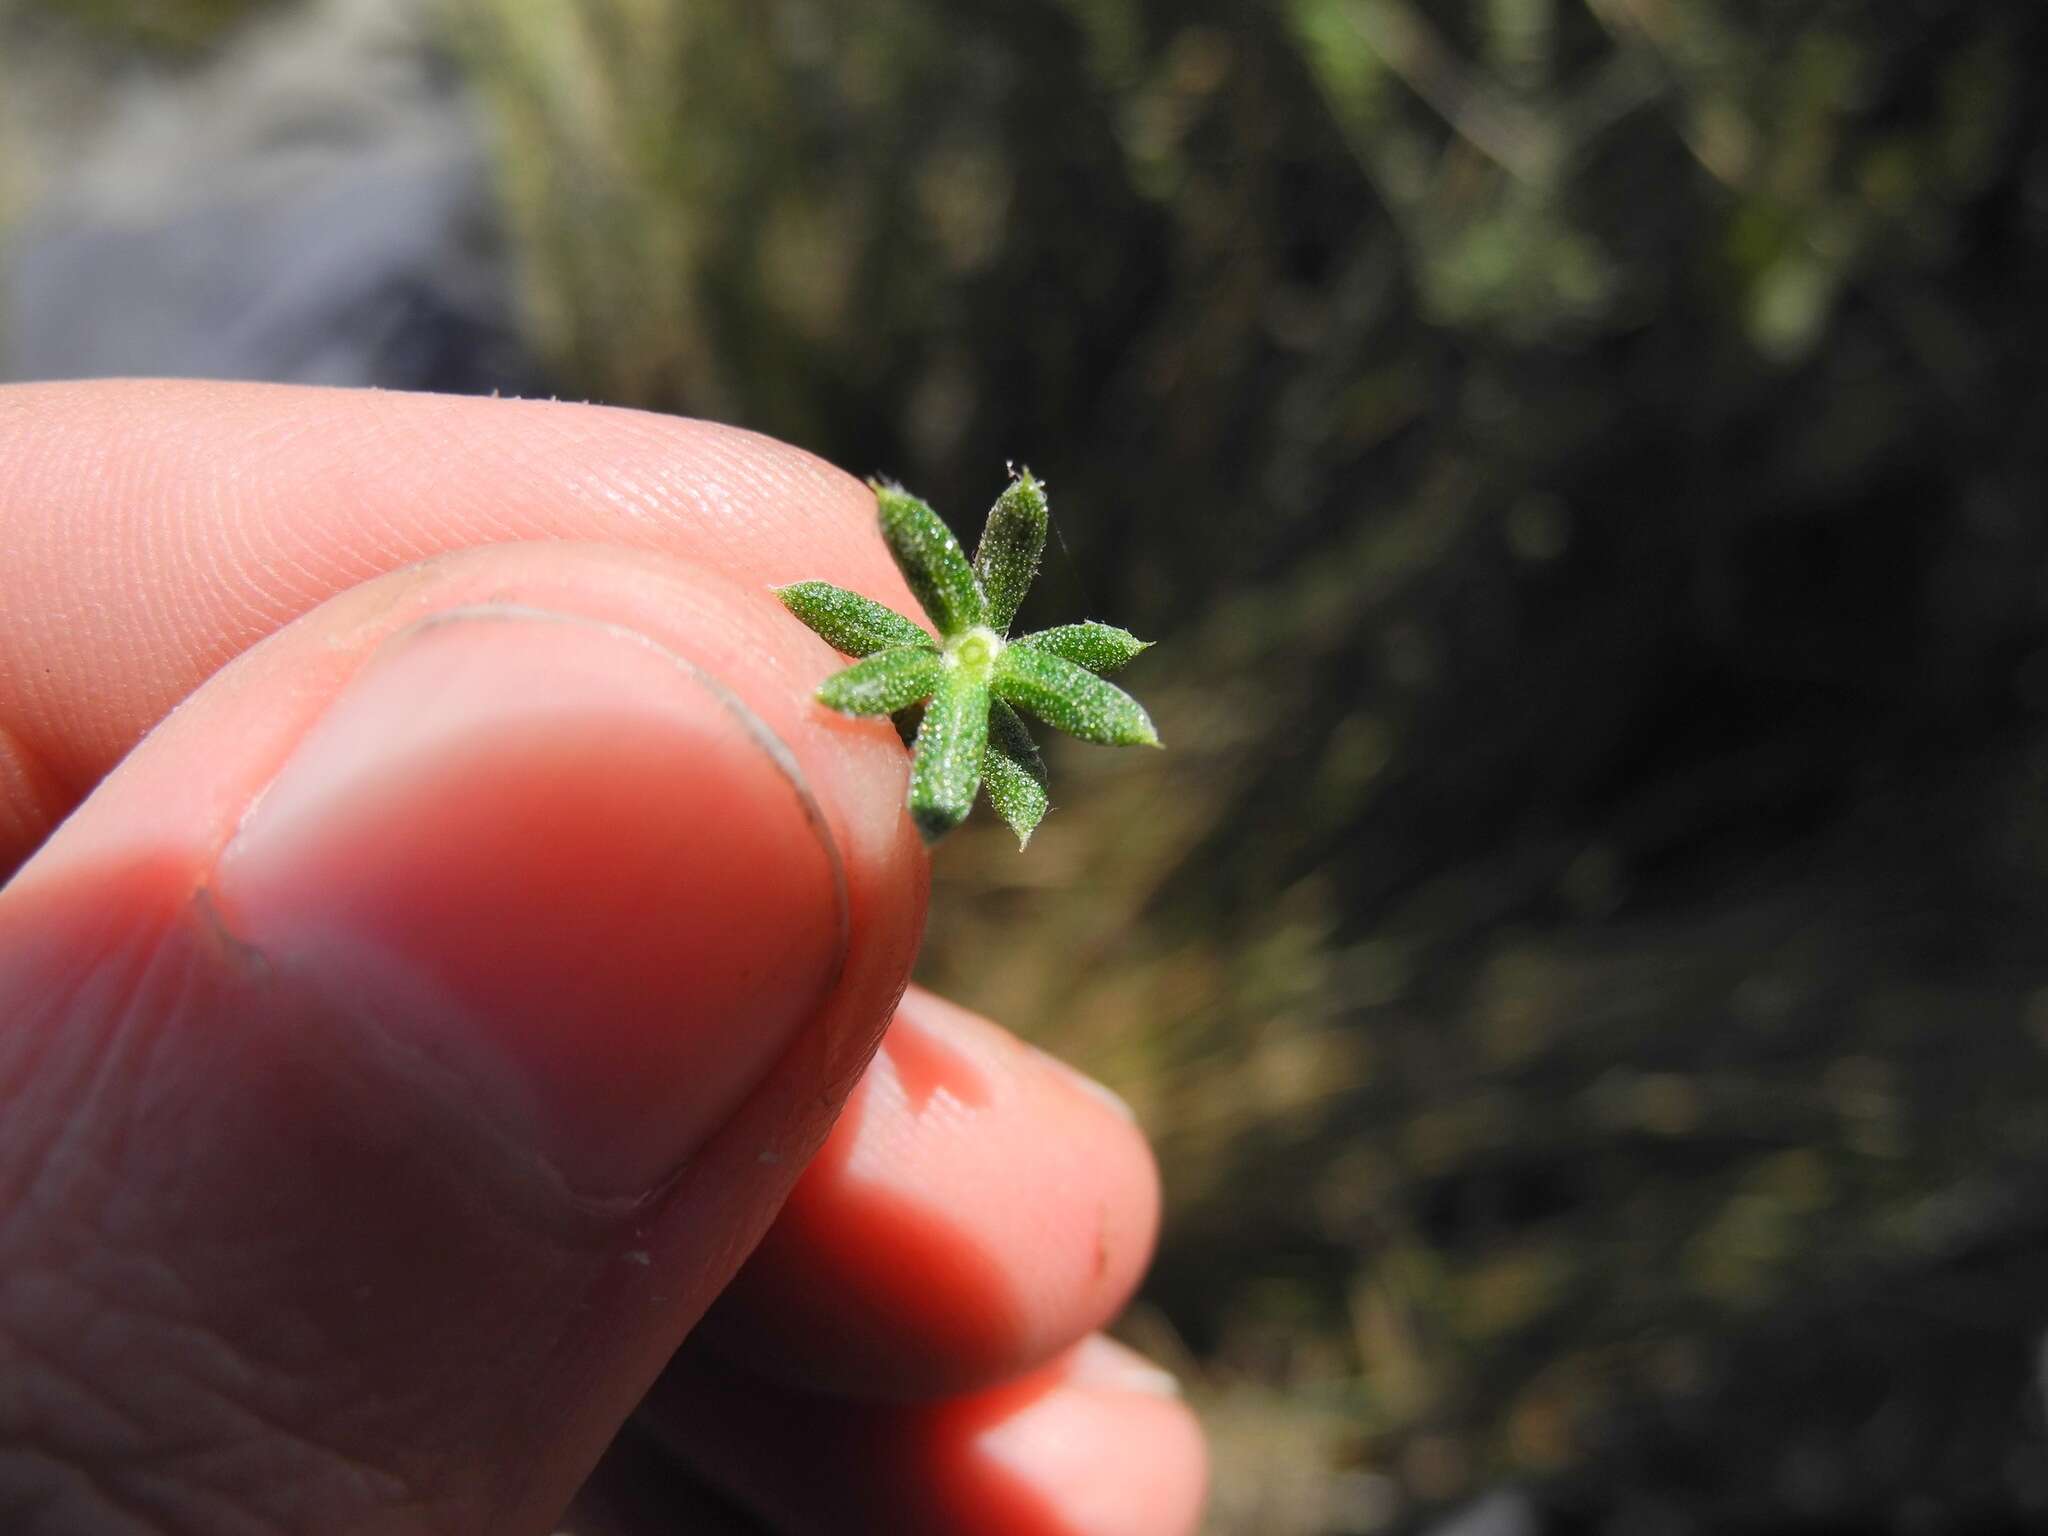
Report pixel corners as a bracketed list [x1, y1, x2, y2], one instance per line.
[1419, 1489, 1541, 1536]
[3, 0, 542, 395]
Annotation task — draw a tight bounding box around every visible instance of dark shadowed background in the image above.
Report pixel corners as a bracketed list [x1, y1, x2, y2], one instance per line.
[5, 1, 2048, 1531]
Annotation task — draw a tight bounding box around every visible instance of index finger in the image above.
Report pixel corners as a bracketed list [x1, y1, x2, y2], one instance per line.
[0, 378, 916, 871]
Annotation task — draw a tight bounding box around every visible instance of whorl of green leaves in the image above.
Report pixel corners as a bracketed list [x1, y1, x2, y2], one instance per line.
[779, 469, 1159, 847]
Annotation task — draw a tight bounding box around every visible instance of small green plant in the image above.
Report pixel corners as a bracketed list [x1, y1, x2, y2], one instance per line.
[779, 470, 1158, 847]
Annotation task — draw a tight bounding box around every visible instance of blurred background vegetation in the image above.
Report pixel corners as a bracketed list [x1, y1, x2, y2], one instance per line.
[7, 0, 2048, 1529]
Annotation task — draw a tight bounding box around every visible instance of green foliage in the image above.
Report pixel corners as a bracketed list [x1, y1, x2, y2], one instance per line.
[983, 697, 1052, 844]
[813, 644, 943, 714]
[1016, 622, 1151, 673]
[972, 470, 1049, 633]
[873, 480, 987, 638]
[992, 641, 1160, 748]
[909, 669, 991, 842]
[783, 474, 1157, 845]
[772, 580, 932, 655]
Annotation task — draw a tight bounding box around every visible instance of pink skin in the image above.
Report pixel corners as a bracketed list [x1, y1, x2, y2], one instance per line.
[705, 987, 1164, 1401]
[0, 381, 1205, 1536]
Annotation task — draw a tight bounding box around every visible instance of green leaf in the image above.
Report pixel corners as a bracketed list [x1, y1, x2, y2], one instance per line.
[816, 646, 943, 716]
[873, 481, 986, 638]
[1015, 621, 1151, 674]
[908, 669, 990, 843]
[987, 696, 1048, 783]
[777, 581, 932, 657]
[983, 698, 1050, 847]
[994, 642, 1160, 747]
[973, 469, 1048, 634]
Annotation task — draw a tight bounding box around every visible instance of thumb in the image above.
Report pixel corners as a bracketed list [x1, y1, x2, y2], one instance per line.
[0, 544, 925, 1534]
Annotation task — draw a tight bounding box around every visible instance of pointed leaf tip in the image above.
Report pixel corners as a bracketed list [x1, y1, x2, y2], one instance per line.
[907, 670, 990, 843]
[779, 580, 933, 658]
[1016, 622, 1151, 675]
[993, 643, 1159, 748]
[975, 469, 1049, 635]
[983, 697, 1050, 847]
[873, 482, 986, 638]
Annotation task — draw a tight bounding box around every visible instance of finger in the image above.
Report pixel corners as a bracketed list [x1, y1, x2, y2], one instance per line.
[557, 1432, 769, 1536]
[643, 1336, 1207, 1536]
[0, 541, 924, 1534]
[0, 378, 918, 872]
[702, 986, 1162, 1399]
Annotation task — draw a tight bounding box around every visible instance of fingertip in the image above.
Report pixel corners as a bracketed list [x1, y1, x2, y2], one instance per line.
[708, 987, 1162, 1398]
[971, 1347, 1210, 1536]
[646, 1337, 1210, 1536]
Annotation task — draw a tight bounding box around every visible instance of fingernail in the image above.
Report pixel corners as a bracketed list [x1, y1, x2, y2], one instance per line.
[213, 605, 847, 1198]
[1068, 1336, 1182, 1399]
[1032, 1043, 1138, 1123]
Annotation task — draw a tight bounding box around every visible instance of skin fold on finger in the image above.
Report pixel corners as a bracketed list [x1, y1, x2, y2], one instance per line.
[641, 1335, 1207, 1536]
[0, 378, 923, 873]
[555, 1432, 770, 1536]
[0, 546, 926, 1533]
[702, 986, 1162, 1401]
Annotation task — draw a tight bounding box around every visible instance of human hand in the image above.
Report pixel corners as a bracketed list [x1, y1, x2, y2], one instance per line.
[0, 381, 1205, 1536]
